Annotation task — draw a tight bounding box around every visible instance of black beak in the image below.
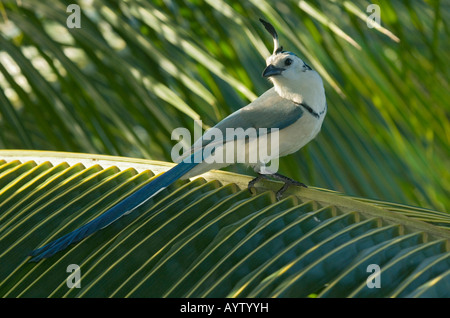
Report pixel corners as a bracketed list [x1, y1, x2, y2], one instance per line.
[262, 64, 285, 77]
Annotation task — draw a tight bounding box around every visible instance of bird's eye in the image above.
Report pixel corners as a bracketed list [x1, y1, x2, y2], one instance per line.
[284, 58, 292, 66]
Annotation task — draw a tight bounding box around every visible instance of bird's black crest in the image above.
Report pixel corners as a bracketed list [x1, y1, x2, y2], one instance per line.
[259, 18, 278, 40]
[259, 18, 283, 54]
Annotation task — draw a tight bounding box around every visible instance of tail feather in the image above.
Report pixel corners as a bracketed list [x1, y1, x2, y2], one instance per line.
[29, 160, 198, 262]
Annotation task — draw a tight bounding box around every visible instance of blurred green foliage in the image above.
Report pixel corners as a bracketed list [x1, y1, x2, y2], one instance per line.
[0, 0, 448, 211]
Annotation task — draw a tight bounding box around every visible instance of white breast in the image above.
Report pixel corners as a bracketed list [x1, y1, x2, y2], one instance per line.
[277, 111, 325, 157]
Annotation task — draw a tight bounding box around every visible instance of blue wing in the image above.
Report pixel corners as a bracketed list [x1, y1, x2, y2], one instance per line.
[220, 87, 304, 131]
[190, 87, 304, 151]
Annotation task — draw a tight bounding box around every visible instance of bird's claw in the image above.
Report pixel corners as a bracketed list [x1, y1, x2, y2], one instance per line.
[275, 180, 307, 201]
[248, 174, 265, 194]
[248, 173, 307, 200]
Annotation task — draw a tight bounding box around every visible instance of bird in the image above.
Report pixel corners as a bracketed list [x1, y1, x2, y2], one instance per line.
[29, 18, 327, 262]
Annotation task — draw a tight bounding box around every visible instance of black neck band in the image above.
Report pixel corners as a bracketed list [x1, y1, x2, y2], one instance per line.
[295, 102, 320, 119]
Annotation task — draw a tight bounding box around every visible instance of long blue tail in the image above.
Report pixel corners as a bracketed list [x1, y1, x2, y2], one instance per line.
[29, 159, 198, 262]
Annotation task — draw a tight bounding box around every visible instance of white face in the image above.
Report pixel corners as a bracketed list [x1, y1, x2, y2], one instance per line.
[263, 51, 324, 106]
[265, 52, 312, 81]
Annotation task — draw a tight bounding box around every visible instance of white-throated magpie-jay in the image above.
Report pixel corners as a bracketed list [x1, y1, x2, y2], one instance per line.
[29, 19, 327, 261]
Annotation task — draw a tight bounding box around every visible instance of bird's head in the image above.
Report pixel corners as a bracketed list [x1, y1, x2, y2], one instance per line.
[259, 19, 324, 105]
[263, 51, 312, 80]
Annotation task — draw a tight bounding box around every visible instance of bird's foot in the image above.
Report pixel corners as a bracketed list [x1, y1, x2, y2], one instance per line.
[247, 172, 307, 200]
[248, 174, 267, 194]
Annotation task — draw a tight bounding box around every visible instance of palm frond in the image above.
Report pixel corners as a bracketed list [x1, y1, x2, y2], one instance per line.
[0, 151, 449, 297]
[0, 1, 448, 211]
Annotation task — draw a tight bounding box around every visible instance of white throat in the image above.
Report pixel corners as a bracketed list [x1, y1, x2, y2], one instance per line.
[272, 71, 326, 114]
